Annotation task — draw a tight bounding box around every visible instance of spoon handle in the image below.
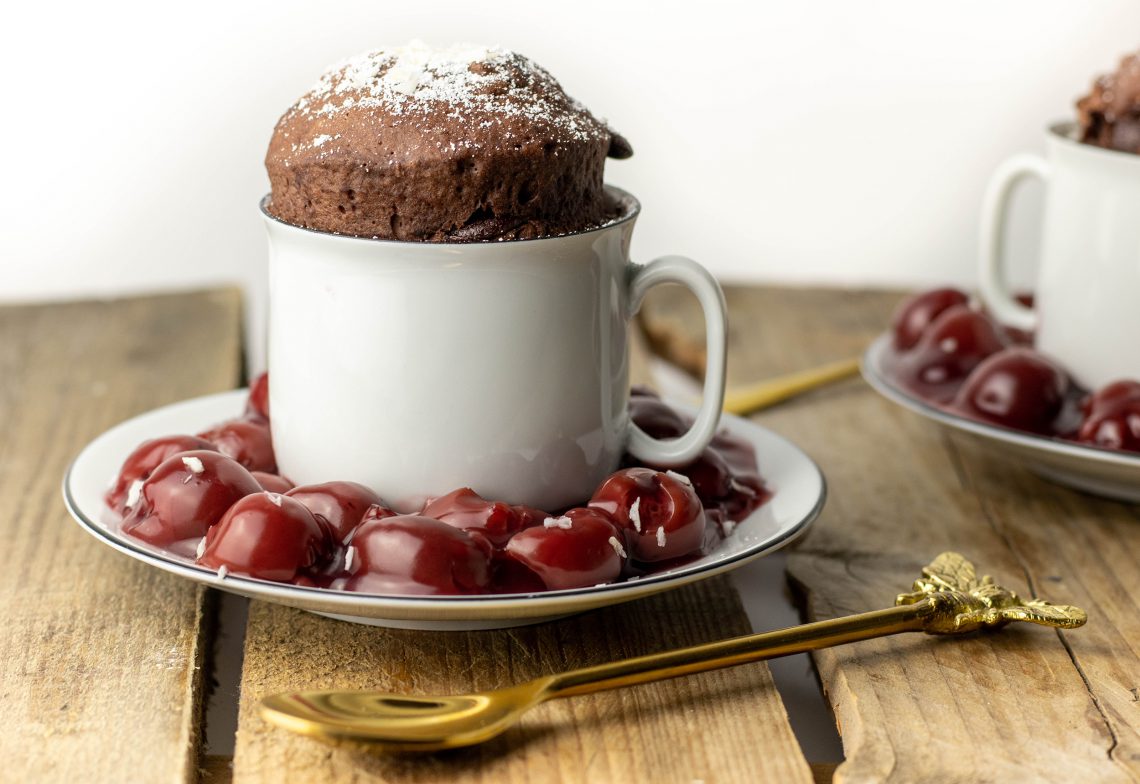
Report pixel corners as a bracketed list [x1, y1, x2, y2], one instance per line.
[721, 357, 861, 415]
[548, 601, 932, 698]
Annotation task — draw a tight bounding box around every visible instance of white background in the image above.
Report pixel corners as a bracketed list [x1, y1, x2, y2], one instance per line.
[3, 1, 1137, 365]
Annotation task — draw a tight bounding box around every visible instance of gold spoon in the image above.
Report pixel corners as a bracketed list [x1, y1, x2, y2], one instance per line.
[260, 552, 1085, 752]
[721, 357, 861, 415]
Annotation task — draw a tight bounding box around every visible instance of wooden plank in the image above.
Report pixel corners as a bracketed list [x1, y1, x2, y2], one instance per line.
[0, 291, 244, 784]
[644, 285, 1137, 783]
[234, 579, 811, 783]
[232, 325, 813, 783]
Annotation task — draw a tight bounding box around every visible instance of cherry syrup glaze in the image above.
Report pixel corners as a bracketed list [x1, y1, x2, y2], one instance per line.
[885, 288, 1139, 453]
[110, 378, 774, 595]
[120, 450, 262, 548]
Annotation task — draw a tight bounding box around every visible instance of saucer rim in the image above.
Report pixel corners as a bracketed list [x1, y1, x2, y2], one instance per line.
[861, 333, 1140, 469]
[63, 390, 825, 616]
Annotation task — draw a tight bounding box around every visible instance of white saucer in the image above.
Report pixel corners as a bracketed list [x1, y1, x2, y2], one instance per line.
[863, 334, 1140, 503]
[63, 390, 825, 630]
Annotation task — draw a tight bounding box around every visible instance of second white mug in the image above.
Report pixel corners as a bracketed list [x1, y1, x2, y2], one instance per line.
[979, 121, 1140, 389]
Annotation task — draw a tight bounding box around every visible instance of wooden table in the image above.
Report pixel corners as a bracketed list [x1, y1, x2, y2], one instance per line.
[3, 286, 1137, 783]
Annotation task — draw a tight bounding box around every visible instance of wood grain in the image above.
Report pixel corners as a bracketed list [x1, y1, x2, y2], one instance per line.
[231, 324, 813, 784]
[0, 291, 243, 784]
[643, 285, 1140, 783]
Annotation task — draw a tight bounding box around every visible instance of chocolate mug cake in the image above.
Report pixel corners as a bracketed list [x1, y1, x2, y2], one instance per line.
[264, 42, 633, 241]
[1076, 49, 1140, 154]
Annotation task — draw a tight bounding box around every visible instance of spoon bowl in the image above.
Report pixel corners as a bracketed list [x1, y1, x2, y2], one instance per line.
[261, 680, 554, 751]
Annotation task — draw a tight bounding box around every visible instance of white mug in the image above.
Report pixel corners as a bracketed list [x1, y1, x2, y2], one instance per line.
[262, 188, 728, 512]
[979, 121, 1140, 389]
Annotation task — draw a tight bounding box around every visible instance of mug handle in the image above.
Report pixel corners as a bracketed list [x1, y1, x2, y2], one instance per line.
[978, 153, 1051, 332]
[626, 255, 728, 466]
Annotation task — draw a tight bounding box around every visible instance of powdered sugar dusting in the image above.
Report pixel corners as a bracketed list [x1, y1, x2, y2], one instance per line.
[290, 41, 606, 151]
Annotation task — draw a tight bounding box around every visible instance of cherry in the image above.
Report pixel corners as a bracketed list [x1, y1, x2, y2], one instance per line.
[343, 515, 492, 595]
[949, 348, 1069, 434]
[198, 418, 277, 473]
[420, 488, 541, 548]
[121, 450, 261, 546]
[629, 395, 688, 439]
[199, 492, 331, 581]
[359, 503, 398, 524]
[589, 467, 707, 562]
[1077, 380, 1140, 452]
[891, 288, 970, 351]
[105, 434, 216, 512]
[246, 372, 270, 420]
[286, 481, 384, 542]
[252, 472, 294, 494]
[893, 305, 1008, 404]
[504, 507, 626, 590]
[678, 447, 732, 504]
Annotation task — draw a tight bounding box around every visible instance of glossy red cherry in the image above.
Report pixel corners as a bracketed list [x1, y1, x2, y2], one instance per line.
[893, 305, 1008, 404]
[420, 488, 540, 548]
[629, 395, 688, 439]
[285, 481, 384, 542]
[121, 450, 261, 546]
[891, 288, 970, 351]
[199, 492, 331, 581]
[1077, 380, 1140, 452]
[343, 515, 492, 595]
[246, 372, 270, 420]
[950, 348, 1068, 434]
[359, 503, 398, 524]
[589, 467, 707, 562]
[105, 434, 216, 511]
[504, 507, 626, 590]
[678, 447, 732, 504]
[198, 418, 277, 473]
[717, 472, 771, 522]
[252, 472, 294, 494]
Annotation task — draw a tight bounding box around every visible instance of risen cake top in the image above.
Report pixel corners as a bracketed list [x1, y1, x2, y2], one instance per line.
[265, 43, 632, 241]
[1077, 50, 1140, 154]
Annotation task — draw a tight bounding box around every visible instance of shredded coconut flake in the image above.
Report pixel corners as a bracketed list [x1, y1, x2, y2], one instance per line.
[730, 477, 758, 497]
[629, 497, 642, 532]
[656, 526, 667, 548]
[607, 536, 627, 559]
[544, 515, 573, 529]
[267, 493, 283, 507]
[125, 479, 144, 510]
[195, 537, 206, 559]
[665, 470, 692, 487]
[721, 519, 737, 537]
[217, 565, 229, 579]
[344, 545, 357, 574]
[181, 456, 205, 474]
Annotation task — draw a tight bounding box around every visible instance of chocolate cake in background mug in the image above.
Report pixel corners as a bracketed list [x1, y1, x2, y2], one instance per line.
[264, 42, 633, 241]
[1077, 49, 1140, 154]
